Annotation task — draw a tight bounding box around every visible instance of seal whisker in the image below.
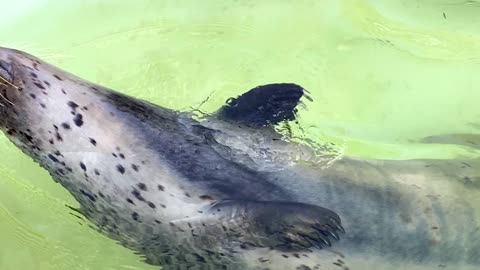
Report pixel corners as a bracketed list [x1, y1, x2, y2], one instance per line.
[0, 96, 13, 106]
[0, 75, 18, 90]
[37, 53, 74, 60]
[0, 86, 15, 107]
[0, 77, 16, 106]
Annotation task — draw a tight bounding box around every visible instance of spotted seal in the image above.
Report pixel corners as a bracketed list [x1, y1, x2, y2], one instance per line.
[0, 47, 479, 270]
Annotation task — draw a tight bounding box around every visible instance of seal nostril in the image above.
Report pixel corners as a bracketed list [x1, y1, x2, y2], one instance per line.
[0, 60, 13, 83]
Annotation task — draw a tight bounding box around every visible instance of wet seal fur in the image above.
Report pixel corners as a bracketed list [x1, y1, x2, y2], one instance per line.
[0, 47, 479, 270]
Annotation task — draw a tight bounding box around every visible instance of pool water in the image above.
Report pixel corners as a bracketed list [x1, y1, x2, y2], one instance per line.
[0, 0, 479, 269]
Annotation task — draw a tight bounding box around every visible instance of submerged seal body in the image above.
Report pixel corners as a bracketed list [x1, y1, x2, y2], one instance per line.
[0, 47, 479, 270]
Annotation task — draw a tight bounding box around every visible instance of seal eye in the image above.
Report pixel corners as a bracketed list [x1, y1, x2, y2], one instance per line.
[0, 60, 13, 83]
[226, 97, 238, 107]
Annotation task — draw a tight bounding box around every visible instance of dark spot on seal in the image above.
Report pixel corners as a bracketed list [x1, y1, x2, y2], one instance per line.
[137, 183, 147, 191]
[147, 202, 156, 209]
[80, 162, 86, 171]
[126, 198, 135, 205]
[131, 164, 139, 171]
[62, 89, 66, 94]
[53, 74, 63, 81]
[48, 154, 59, 163]
[21, 64, 32, 70]
[33, 82, 45, 89]
[73, 114, 84, 127]
[56, 132, 63, 141]
[43, 80, 50, 87]
[258, 257, 269, 263]
[160, 204, 166, 208]
[112, 153, 118, 158]
[132, 212, 139, 222]
[184, 192, 191, 198]
[6, 129, 15, 135]
[154, 219, 162, 224]
[98, 192, 105, 198]
[119, 153, 125, 159]
[94, 169, 100, 175]
[30, 93, 36, 99]
[88, 138, 97, 146]
[49, 139, 54, 144]
[296, 265, 312, 270]
[40, 103, 46, 108]
[157, 185, 165, 191]
[61, 123, 71, 130]
[132, 189, 145, 202]
[91, 86, 99, 91]
[21, 130, 33, 142]
[80, 189, 96, 202]
[67, 101, 79, 110]
[30, 72, 37, 78]
[116, 164, 125, 174]
[199, 195, 214, 200]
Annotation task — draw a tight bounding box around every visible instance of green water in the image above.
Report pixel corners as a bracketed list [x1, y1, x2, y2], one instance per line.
[0, 0, 479, 269]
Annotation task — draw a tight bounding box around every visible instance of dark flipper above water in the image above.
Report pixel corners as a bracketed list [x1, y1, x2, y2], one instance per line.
[175, 200, 344, 251]
[216, 83, 309, 127]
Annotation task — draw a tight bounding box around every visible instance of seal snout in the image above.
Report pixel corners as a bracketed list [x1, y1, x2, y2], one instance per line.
[0, 56, 18, 107]
[0, 59, 13, 83]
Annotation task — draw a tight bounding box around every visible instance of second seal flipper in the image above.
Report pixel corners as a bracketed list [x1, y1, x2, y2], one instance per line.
[216, 83, 309, 127]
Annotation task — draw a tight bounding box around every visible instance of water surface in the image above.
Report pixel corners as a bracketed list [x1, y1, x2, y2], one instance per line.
[0, 0, 479, 269]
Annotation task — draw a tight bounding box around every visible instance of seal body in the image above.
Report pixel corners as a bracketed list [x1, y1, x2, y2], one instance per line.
[0, 47, 479, 270]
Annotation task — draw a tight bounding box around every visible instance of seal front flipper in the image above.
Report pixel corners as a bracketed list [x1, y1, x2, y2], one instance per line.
[216, 83, 310, 127]
[175, 200, 344, 251]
